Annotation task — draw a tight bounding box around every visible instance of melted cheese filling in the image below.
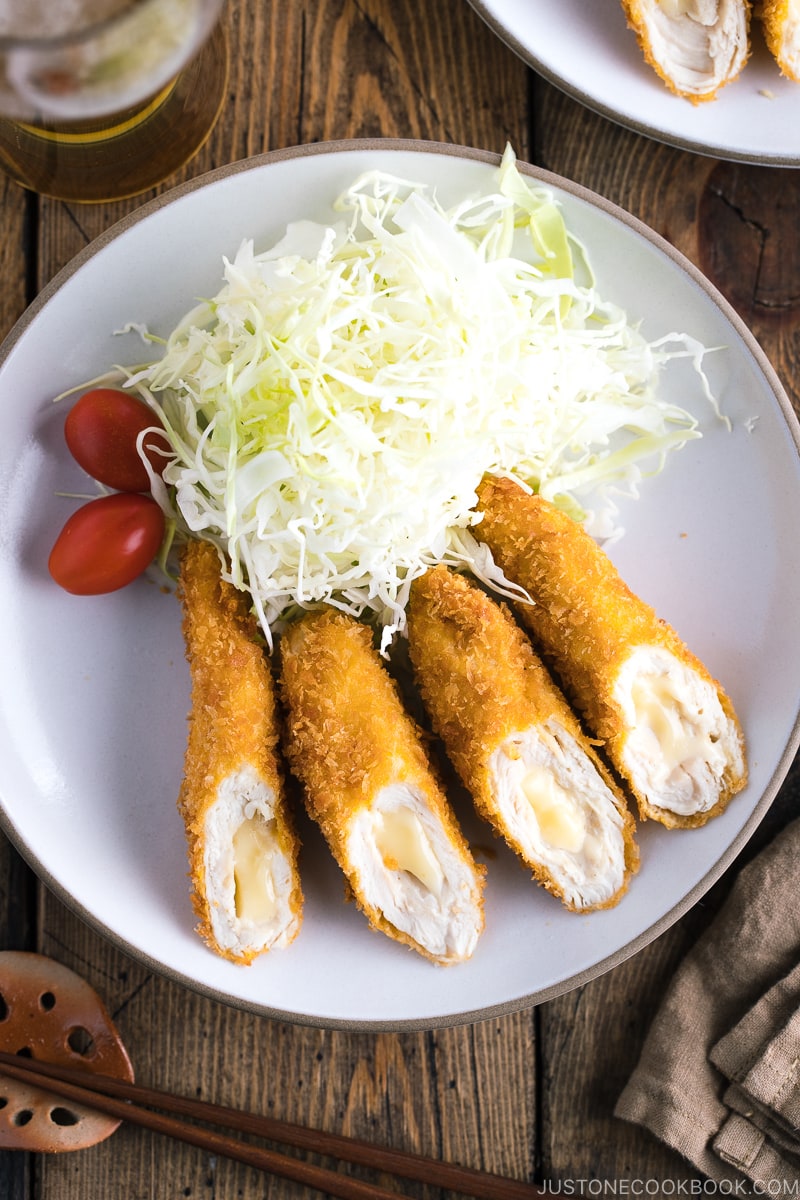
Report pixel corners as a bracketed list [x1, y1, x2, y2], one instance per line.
[519, 765, 586, 853]
[630, 674, 712, 775]
[346, 785, 482, 963]
[233, 815, 280, 924]
[615, 646, 744, 817]
[489, 721, 627, 910]
[203, 767, 299, 954]
[371, 807, 444, 897]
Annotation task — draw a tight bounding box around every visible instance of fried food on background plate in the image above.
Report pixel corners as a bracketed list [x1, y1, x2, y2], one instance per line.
[620, 0, 751, 101]
[279, 609, 485, 965]
[475, 475, 747, 830]
[178, 540, 303, 963]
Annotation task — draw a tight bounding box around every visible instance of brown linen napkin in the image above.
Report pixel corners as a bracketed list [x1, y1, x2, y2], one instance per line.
[711, 959, 800, 1159]
[615, 817, 800, 1190]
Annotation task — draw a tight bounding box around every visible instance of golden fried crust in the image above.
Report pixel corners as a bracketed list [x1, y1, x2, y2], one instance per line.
[475, 475, 747, 827]
[178, 539, 302, 962]
[761, 0, 800, 79]
[476, 476, 677, 744]
[407, 566, 638, 908]
[620, 0, 751, 103]
[408, 565, 586, 780]
[279, 610, 484, 958]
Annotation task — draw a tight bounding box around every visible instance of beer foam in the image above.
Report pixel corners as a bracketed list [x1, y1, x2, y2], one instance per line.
[0, 0, 135, 40]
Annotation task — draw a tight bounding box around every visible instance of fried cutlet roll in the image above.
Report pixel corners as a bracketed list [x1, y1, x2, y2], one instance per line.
[620, 0, 751, 102]
[761, 0, 800, 80]
[476, 476, 747, 830]
[178, 540, 302, 963]
[279, 610, 485, 965]
[407, 567, 638, 912]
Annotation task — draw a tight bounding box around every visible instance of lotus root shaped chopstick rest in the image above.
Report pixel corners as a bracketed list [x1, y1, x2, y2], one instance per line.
[0, 951, 133, 1151]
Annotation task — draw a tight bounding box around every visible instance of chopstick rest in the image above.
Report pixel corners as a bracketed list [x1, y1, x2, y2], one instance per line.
[0, 951, 134, 1152]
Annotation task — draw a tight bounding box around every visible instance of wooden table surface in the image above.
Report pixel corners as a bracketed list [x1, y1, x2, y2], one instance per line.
[2, 1, 799, 1195]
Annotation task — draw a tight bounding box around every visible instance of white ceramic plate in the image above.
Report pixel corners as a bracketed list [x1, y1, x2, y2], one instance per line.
[1, 141, 799, 1030]
[468, 0, 800, 165]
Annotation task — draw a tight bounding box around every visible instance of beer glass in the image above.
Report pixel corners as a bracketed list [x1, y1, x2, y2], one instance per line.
[0, 0, 228, 202]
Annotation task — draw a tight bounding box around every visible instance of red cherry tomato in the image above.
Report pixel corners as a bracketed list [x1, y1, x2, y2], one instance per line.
[64, 387, 171, 492]
[48, 493, 165, 595]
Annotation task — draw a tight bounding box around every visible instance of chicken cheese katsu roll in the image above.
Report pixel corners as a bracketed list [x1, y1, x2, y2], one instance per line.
[178, 540, 302, 963]
[761, 0, 800, 80]
[621, 0, 751, 101]
[279, 610, 485, 965]
[407, 567, 638, 912]
[476, 476, 747, 830]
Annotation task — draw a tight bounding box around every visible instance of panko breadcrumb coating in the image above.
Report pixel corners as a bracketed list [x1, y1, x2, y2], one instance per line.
[761, 0, 800, 80]
[178, 539, 302, 963]
[407, 566, 638, 912]
[279, 609, 485, 965]
[475, 475, 747, 829]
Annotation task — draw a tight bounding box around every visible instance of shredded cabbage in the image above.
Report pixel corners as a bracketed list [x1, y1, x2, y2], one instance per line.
[120, 146, 714, 650]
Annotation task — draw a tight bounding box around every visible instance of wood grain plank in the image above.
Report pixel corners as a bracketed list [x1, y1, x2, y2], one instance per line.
[697, 162, 800, 414]
[0, 176, 31, 331]
[538, 927, 707, 1185]
[31, 907, 539, 1199]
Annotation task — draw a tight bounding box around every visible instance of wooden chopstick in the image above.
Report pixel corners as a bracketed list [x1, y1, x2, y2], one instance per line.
[0, 1050, 544, 1200]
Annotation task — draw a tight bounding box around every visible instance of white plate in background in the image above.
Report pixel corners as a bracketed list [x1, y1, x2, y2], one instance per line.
[468, 0, 800, 165]
[1, 141, 799, 1029]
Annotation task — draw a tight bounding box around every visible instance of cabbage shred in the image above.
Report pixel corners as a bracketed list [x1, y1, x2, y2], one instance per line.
[124, 147, 708, 650]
